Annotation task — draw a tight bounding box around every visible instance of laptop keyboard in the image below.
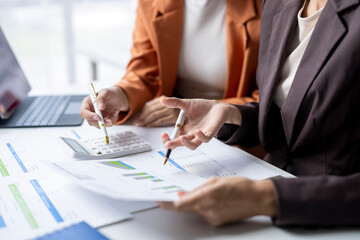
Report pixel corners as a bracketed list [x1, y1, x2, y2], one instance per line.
[15, 96, 71, 127]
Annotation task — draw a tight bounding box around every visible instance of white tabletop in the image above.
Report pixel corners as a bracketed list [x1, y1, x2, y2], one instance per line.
[99, 207, 360, 240]
[1, 123, 360, 240]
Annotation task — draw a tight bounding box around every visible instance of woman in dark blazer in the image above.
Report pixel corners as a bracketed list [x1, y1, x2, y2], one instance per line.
[159, 0, 360, 227]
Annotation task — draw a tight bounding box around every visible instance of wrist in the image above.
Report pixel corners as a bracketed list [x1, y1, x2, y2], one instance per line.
[224, 104, 242, 126]
[253, 180, 278, 217]
[112, 85, 130, 112]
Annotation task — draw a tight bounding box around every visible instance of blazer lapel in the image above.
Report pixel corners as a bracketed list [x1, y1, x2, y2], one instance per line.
[227, 0, 257, 23]
[151, 0, 183, 95]
[259, 0, 302, 132]
[152, 0, 182, 15]
[281, 0, 358, 147]
[225, 0, 258, 98]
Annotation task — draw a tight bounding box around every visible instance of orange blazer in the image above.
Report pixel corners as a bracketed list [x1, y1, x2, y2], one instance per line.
[116, 0, 262, 123]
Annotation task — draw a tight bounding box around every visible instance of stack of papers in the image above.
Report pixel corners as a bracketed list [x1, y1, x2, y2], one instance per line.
[0, 126, 280, 239]
[0, 133, 155, 239]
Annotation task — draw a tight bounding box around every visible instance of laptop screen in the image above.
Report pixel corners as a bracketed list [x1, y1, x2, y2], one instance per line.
[0, 27, 31, 119]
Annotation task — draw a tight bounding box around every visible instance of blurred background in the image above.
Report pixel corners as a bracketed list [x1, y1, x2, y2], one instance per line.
[0, 0, 137, 93]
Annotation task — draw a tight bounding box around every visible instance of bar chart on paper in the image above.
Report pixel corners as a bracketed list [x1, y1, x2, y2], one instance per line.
[0, 174, 138, 239]
[157, 146, 279, 180]
[0, 135, 151, 239]
[0, 142, 30, 176]
[0, 157, 10, 177]
[158, 148, 237, 178]
[0, 138, 80, 239]
[0, 141, 47, 178]
[105, 162, 183, 194]
[103, 161, 166, 183]
[49, 158, 206, 201]
[0, 178, 79, 239]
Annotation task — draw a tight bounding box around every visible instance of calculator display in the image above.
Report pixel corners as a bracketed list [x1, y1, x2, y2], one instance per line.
[61, 137, 89, 154]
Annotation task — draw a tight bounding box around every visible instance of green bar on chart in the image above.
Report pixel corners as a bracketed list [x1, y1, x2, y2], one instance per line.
[0, 158, 10, 177]
[123, 173, 148, 177]
[136, 173, 147, 176]
[163, 186, 179, 190]
[153, 185, 179, 190]
[135, 175, 155, 180]
[152, 179, 164, 182]
[104, 161, 135, 170]
[8, 184, 39, 229]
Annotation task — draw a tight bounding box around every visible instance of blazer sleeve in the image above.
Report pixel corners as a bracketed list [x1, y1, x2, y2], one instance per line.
[216, 102, 260, 148]
[115, 3, 161, 124]
[271, 174, 360, 226]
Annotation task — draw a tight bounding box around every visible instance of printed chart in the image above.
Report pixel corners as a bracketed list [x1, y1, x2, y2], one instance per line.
[50, 158, 206, 201]
[0, 178, 77, 239]
[0, 136, 153, 239]
[157, 147, 279, 180]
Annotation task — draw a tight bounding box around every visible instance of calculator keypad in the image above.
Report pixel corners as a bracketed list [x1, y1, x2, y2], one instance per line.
[82, 131, 151, 157]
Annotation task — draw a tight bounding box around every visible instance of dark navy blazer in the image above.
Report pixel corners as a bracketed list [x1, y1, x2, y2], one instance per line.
[218, 0, 360, 226]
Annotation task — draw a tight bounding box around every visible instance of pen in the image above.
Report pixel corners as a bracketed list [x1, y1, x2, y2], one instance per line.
[163, 109, 186, 165]
[88, 82, 109, 145]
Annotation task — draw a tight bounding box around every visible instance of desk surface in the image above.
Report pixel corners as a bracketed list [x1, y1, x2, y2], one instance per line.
[1, 124, 360, 240]
[99, 207, 360, 240]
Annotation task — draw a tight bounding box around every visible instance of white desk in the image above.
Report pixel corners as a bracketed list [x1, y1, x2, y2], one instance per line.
[99, 208, 360, 240]
[1, 124, 360, 240]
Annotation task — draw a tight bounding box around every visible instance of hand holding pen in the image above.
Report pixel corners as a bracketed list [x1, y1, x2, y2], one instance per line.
[163, 109, 186, 165]
[161, 97, 237, 154]
[88, 82, 110, 145]
[80, 85, 130, 130]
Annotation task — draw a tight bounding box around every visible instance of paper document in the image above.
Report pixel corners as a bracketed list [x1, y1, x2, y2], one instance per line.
[48, 157, 207, 201]
[69, 127, 279, 181]
[0, 134, 155, 239]
[0, 126, 282, 238]
[0, 176, 126, 239]
[48, 140, 279, 202]
[156, 146, 278, 180]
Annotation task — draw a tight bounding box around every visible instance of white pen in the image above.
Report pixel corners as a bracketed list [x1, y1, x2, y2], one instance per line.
[88, 82, 109, 145]
[163, 109, 186, 165]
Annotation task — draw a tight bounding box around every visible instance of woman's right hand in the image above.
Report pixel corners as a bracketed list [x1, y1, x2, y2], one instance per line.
[80, 85, 130, 128]
[161, 97, 242, 151]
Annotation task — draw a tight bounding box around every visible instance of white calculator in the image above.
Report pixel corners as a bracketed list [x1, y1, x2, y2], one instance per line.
[60, 130, 151, 160]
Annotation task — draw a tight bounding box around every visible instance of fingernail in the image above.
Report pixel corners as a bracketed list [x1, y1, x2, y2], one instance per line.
[178, 191, 186, 197]
[135, 122, 143, 127]
[98, 103, 104, 110]
[93, 115, 99, 121]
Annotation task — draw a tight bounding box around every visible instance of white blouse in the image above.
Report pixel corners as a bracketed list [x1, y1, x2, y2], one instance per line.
[175, 0, 227, 100]
[273, 4, 324, 108]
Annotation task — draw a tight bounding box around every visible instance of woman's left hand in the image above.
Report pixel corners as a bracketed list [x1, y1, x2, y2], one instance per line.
[158, 177, 277, 227]
[133, 96, 180, 127]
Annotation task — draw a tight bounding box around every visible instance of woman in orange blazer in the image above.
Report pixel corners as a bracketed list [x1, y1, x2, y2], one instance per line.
[80, 0, 261, 127]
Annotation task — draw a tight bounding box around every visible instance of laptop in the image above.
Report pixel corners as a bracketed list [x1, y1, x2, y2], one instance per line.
[0, 27, 86, 128]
